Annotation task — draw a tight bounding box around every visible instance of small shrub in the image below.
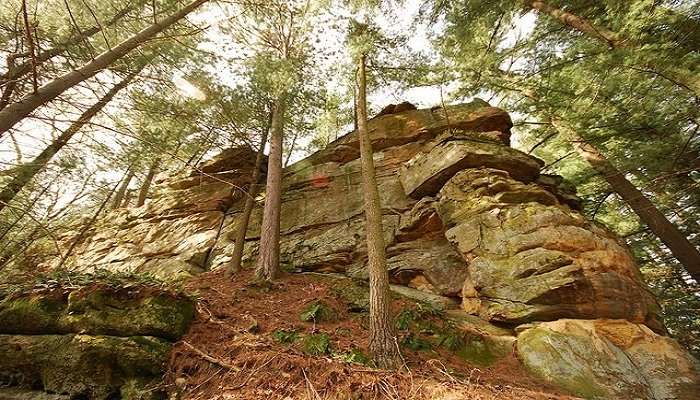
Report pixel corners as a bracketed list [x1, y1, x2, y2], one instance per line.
[300, 301, 337, 323]
[395, 309, 417, 331]
[272, 329, 299, 344]
[338, 347, 370, 365]
[401, 333, 433, 351]
[301, 333, 331, 356]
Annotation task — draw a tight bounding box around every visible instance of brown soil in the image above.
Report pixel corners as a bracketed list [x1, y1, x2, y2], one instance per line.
[165, 270, 579, 400]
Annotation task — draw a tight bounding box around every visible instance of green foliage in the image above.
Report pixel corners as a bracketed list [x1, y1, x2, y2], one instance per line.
[401, 333, 433, 351]
[272, 329, 300, 344]
[337, 347, 370, 365]
[300, 301, 337, 323]
[301, 333, 332, 356]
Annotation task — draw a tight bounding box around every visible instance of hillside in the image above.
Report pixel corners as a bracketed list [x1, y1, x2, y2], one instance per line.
[1, 101, 698, 400]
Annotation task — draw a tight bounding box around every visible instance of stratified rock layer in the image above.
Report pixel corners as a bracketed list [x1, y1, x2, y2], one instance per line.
[0, 286, 194, 399]
[517, 319, 700, 400]
[35, 100, 699, 399]
[436, 169, 662, 331]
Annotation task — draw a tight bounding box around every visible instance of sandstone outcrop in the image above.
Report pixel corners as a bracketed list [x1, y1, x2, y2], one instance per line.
[517, 319, 700, 399]
[27, 100, 699, 399]
[0, 285, 194, 399]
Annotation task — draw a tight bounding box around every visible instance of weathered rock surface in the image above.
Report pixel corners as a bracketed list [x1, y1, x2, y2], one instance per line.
[435, 168, 663, 331]
[516, 319, 700, 399]
[400, 132, 543, 198]
[0, 334, 169, 399]
[0, 286, 194, 340]
[0, 285, 194, 399]
[28, 100, 699, 399]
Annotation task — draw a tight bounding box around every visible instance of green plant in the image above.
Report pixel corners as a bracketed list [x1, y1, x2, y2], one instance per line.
[300, 301, 336, 323]
[338, 347, 370, 365]
[401, 333, 433, 351]
[272, 329, 299, 344]
[395, 309, 417, 331]
[301, 333, 331, 356]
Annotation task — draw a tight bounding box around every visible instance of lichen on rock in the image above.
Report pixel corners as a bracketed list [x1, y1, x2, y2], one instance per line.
[13, 99, 698, 399]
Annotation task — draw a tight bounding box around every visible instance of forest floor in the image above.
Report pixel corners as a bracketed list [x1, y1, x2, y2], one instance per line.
[164, 269, 580, 400]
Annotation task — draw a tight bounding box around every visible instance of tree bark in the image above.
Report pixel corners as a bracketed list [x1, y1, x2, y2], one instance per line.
[255, 93, 287, 282]
[0, 69, 140, 213]
[136, 158, 160, 207]
[0, 0, 208, 136]
[0, 2, 137, 88]
[357, 54, 401, 369]
[551, 118, 700, 283]
[112, 169, 135, 209]
[523, 0, 700, 96]
[225, 124, 270, 278]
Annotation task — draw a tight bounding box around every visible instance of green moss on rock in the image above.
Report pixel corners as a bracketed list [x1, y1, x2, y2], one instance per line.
[0, 287, 195, 340]
[330, 278, 369, 312]
[0, 334, 170, 400]
[0, 294, 66, 334]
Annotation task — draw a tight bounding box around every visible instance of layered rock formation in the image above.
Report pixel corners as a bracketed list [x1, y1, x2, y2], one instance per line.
[32, 100, 699, 399]
[0, 285, 194, 399]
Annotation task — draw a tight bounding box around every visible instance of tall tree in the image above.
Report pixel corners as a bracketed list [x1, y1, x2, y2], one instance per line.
[223, 0, 321, 282]
[0, 1, 140, 110]
[255, 93, 287, 281]
[0, 0, 208, 136]
[111, 169, 135, 209]
[351, 20, 401, 369]
[225, 118, 269, 278]
[520, 0, 699, 96]
[136, 158, 160, 207]
[549, 116, 700, 283]
[0, 67, 142, 213]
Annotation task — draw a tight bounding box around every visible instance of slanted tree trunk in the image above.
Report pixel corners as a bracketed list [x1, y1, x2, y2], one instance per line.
[136, 158, 160, 207]
[0, 0, 208, 136]
[255, 93, 287, 282]
[522, 0, 700, 96]
[356, 54, 401, 369]
[112, 169, 135, 209]
[225, 125, 270, 278]
[0, 2, 137, 89]
[0, 69, 141, 213]
[551, 118, 700, 283]
[57, 172, 126, 269]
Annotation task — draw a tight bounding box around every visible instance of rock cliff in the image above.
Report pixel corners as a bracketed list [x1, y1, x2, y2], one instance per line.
[15, 100, 700, 399]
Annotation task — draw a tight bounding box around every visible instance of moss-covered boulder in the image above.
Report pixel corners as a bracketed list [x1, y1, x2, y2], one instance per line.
[0, 286, 195, 340]
[0, 334, 170, 400]
[516, 319, 700, 399]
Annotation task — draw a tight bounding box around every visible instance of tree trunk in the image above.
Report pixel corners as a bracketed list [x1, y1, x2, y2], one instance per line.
[0, 70, 140, 213]
[225, 124, 270, 278]
[0, 2, 137, 88]
[551, 118, 700, 283]
[523, 0, 700, 96]
[0, 0, 208, 136]
[255, 93, 287, 282]
[357, 54, 401, 369]
[112, 169, 135, 209]
[137, 158, 160, 207]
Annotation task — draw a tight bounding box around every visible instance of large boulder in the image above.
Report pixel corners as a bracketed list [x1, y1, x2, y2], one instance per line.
[399, 132, 543, 198]
[0, 334, 170, 400]
[436, 169, 662, 330]
[0, 286, 195, 340]
[516, 319, 700, 399]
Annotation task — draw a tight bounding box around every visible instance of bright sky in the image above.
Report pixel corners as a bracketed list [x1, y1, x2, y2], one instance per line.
[0, 1, 539, 197]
